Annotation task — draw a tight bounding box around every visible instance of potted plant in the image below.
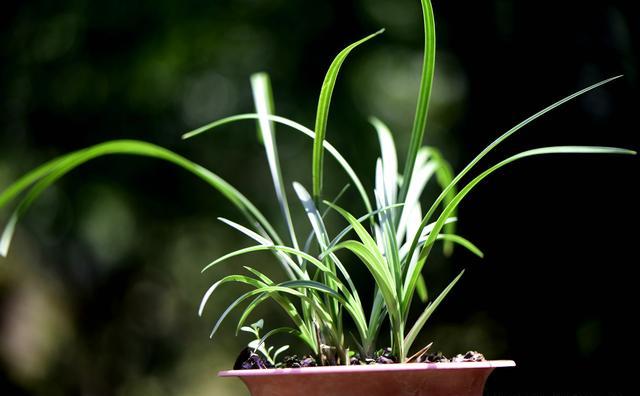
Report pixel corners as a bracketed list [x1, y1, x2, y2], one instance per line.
[0, 1, 634, 395]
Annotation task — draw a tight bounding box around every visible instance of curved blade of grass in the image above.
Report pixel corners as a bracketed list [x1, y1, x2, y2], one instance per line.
[209, 285, 310, 339]
[217, 217, 299, 279]
[292, 181, 342, 323]
[286, 275, 368, 345]
[0, 152, 78, 208]
[210, 279, 350, 340]
[292, 182, 365, 320]
[251, 73, 301, 258]
[321, 201, 402, 342]
[273, 345, 290, 362]
[398, 217, 457, 259]
[0, 140, 280, 258]
[415, 275, 428, 303]
[280, 279, 342, 300]
[436, 234, 483, 258]
[183, 113, 372, 212]
[374, 161, 402, 294]
[370, 117, 398, 212]
[397, 148, 434, 244]
[403, 270, 464, 355]
[292, 182, 331, 251]
[398, 0, 436, 204]
[405, 75, 625, 263]
[201, 244, 331, 274]
[236, 293, 309, 341]
[198, 274, 265, 317]
[236, 266, 314, 345]
[253, 327, 301, 354]
[328, 230, 405, 358]
[323, 202, 388, 275]
[322, 203, 404, 257]
[328, 240, 400, 323]
[202, 243, 353, 310]
[425, 147, 457, 255]
[312, 29, 385, 203]
[303, 183, 350, 253]
[403, 146, 635, 313]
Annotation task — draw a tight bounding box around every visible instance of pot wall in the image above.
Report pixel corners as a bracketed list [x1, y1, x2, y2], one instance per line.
[219, 360, 515, 396]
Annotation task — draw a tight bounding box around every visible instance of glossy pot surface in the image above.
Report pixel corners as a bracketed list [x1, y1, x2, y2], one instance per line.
[219, 360, 516, 396]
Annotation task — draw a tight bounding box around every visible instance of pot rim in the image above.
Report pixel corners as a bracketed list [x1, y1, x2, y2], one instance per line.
[219, 359, 515, 377]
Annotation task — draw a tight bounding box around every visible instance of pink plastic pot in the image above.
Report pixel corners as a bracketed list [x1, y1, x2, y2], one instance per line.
[219, 360, 515, 396]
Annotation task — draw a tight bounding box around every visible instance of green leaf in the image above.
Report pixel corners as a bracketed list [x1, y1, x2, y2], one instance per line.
[273, 345, 290, 362]
[370, 117, 398, 210]
[312, 29, 385, 203]
[292, 182, 330, 251]
[0, 152, 75, 208]
[326, 239, 400, 329]
[403, 146, 635, 314]
[303, 183, 351, 253]
[209, 285, 309, 339]
[398, 0, 436, 204]
[183, 113, 372, 212]
[251, 319, 265, 330]
[251, 73, 301, 257]
[403, 270, 464, 354]
[397, 148, 434, 243]
[201, 243, 331, 275]
[323, 202, 388, 276]
[293, 183, 363, 312]
[425, 147, 457, 255]
[198, 274, 265, 317]
[279, 280, 342, 301]
[323, 203, 404, 255]
[405, 75, 624, 264]
[416, 274, 428, 303]
[436, 234, 483, 258]
[0, 140, 280, 258]
[252, 327, 300, 354]
[234, 266, 311, 342]
[216, 217, 301, 280]
[398, 217, 457, 259]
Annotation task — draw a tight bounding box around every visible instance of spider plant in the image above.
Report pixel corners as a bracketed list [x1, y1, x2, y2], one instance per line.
[0, 0, 634, 366]
[185, 0, 633, 364]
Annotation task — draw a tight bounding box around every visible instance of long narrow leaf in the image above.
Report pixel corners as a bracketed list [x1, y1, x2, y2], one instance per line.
[370, 117, 398, 211]
[198, 274, 265, 317]
[398, 0, 436, 203]
[436, 234, 483, 258]
[405, 76, 624, 264]
[403, 146, 635, 313]
[0, 140, 280, 257]
[217, 217, 300, 279]
[182, 113, 372, 212]
[201, 244, 331, 274]
[403, 270, 465, 355]
[251, 73, 301, 256]
[425, 147, 457, 255]
[312, 29, 384, 202]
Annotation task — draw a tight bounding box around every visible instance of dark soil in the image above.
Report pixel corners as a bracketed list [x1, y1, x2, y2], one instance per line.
[235, 347, 485, 370]
[233, 347, 273, 370]
[282, 355, 317, 368]
[416, 350, 486, 363]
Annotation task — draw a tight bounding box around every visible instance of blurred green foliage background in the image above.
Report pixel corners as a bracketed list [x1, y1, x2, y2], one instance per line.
[1, 1, 637, 395]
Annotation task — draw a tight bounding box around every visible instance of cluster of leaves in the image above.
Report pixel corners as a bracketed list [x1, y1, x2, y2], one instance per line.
[241, 319, 289, 367]
[0, 0, 634, 366]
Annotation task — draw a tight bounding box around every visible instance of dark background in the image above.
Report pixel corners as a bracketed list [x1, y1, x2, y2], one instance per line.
[1, 1, 637, 395]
